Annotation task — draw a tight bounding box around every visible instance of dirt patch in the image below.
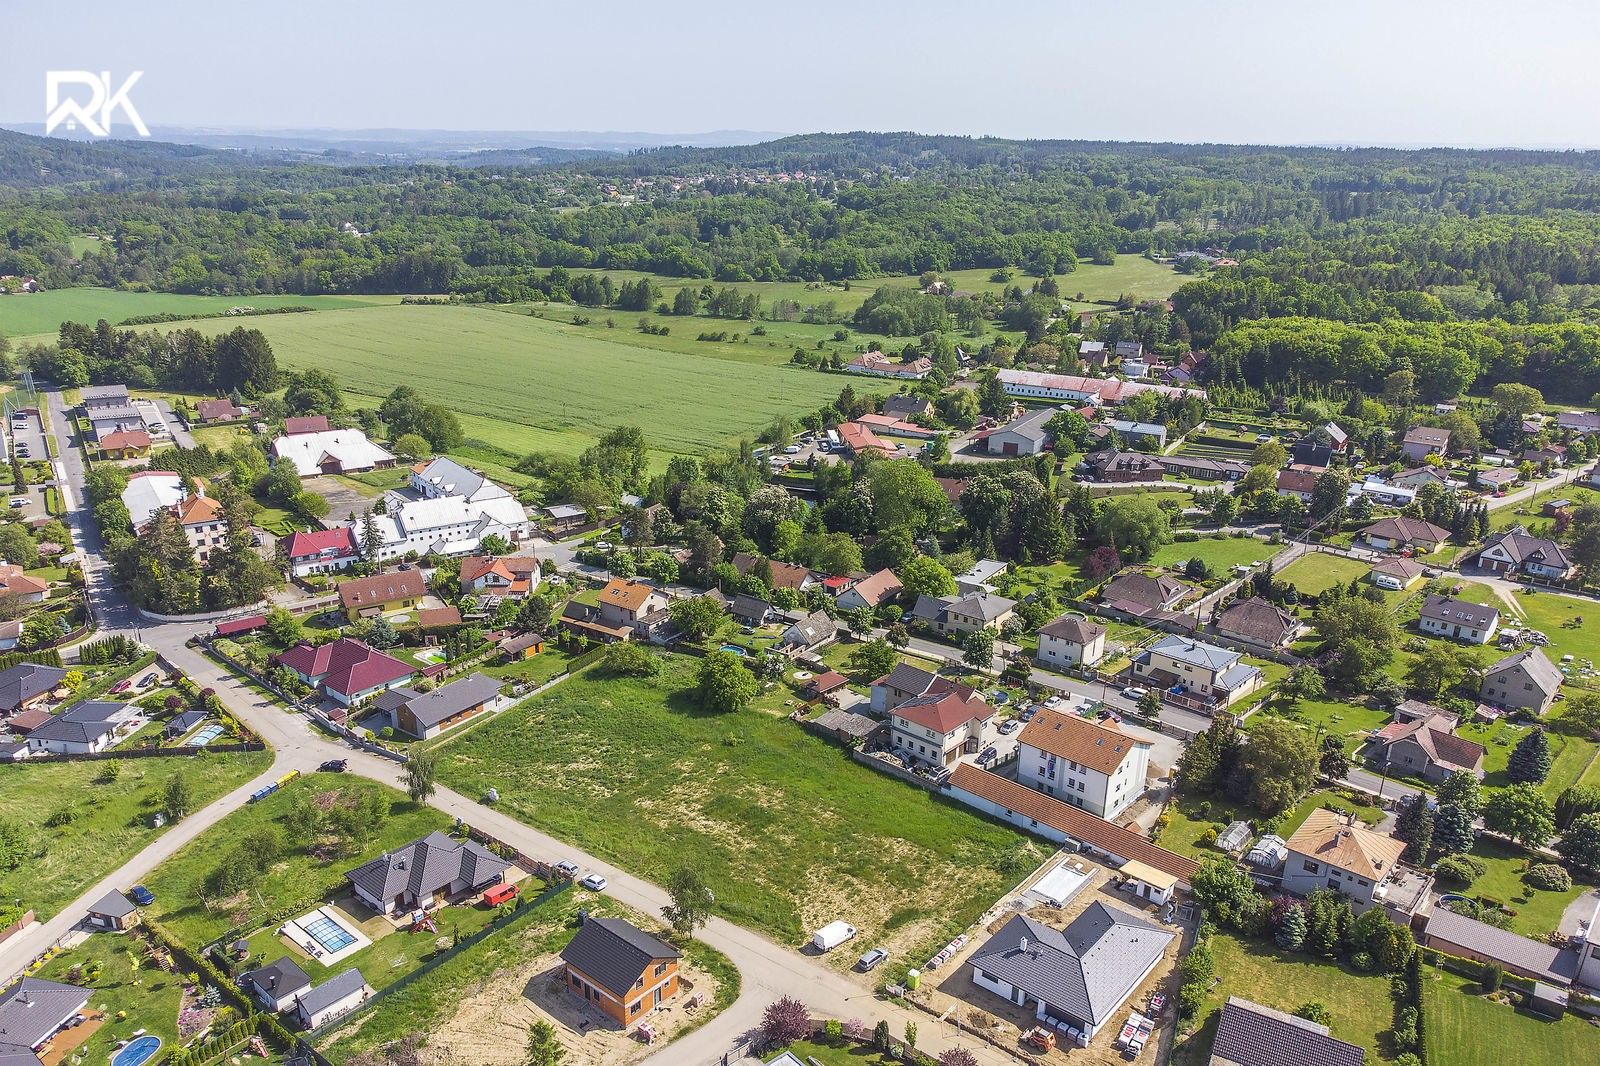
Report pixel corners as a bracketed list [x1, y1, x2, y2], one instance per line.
[417, 950, 721, 1066]
[301, 477, 377, 526]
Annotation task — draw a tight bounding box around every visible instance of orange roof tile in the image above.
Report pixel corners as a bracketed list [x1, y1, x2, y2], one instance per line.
[1018, 708, 1147, 776]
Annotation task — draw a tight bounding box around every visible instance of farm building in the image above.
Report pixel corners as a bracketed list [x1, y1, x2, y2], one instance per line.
[271, 428, 395, 477]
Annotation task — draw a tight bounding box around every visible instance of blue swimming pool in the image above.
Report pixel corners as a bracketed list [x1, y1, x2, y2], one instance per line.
[111, 1035, 162, 1066]
[189, 724, 223, 746]
[303, 913, 357, 953]
[718, 644, 748, 656]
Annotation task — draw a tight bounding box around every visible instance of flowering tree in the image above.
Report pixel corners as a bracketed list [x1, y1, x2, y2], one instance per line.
[759, 996, 812, 1047]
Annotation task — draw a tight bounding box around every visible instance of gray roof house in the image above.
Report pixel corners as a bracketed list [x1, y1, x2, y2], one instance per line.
[85, 889, 139, 931]
[908, 592, 1017, 636]
[0, 977, 90, 1059]
[968, 905, 1174, 1041]
[24, 701, 138, 755]
[1418, 595, 1500, 645]
[882, 394, 933, 419]
[375, 672, 503, 740]
[1135, 635, 1262, 709]
[560, 916, 681, 1002]
[0, 663, 66, 714]
[294, 967, 371, 1030]
[242, 956, 313, 1013]
[345, 831, 511, 916]
[1214, 598, 1301, 648]
[1422, 908, 1580, 986]
[985, 407, 1056, 456]
[781, 610, 838, 651]
[1208, 996, 1366, 1066]
[1481, 647, 1564, 715]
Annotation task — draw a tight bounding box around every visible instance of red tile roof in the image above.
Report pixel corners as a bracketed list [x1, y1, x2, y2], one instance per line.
[947, 764, 1199, 882]
[197, 399, 243, 422]
[274, 637, 413, 697]
[283, 415, 331, 435]
[338, 568, 427, 610]
[892, 689, 992, 735]
[214, 614, 268, 636]
[99, 428, 151, 451]
[283, 527, 359, 559]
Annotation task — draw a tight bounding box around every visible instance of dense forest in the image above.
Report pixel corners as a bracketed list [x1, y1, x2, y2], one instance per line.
[8, 129, 1600, 398]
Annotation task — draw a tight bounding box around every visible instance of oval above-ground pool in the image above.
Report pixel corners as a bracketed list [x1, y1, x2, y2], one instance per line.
[717, 644, 748, 656]
[111, 1035, 162, 1066]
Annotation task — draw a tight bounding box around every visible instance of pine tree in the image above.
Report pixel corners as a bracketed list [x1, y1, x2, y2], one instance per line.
[1506, 728, 1552, 785]
[1276, 904, 1307, 950]
[360, 508, 383, 566]
[1394, 794, 1435, 863]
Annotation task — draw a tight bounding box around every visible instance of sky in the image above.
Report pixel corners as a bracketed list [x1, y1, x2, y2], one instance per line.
[5, 0, 1600, 148]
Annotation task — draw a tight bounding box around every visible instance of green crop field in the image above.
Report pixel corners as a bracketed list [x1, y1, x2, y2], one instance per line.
[0, 287, 399, 342]
[175, 304, 889, 460]
[435, 654, 1046, 958]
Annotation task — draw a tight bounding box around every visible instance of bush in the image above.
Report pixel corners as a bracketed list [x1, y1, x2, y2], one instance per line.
[1434, 854, 1487, 885]
[1200, 827, 1219, 844]
[1294, 1002, 1331, 1025]
[1350, 951, 1375, 973]
[1480, 961, 1503, 992]
[1178, 980, 1207, 1019]
[1524, 864, 1571, 891]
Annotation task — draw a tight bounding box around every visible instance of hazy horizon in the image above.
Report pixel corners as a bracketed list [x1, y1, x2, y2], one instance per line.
[8, 0, 1600, 150]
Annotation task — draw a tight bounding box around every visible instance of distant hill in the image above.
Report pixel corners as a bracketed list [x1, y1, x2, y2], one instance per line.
[0, 127, 271, 187]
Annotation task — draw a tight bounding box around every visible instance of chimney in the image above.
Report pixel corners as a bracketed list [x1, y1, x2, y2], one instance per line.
[1019, 936, 1029, 952]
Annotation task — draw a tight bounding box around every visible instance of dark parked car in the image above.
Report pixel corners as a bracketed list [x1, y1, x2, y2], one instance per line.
[128, 885, 155, 906]
[319, 759, 349, 773]
[976, 745, 999, 766]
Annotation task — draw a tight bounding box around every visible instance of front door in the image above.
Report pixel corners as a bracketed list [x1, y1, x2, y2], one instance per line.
[653, 986, 663, 1007]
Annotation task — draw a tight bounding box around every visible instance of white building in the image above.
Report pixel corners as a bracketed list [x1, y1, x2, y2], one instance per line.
[271, 429, 396, 477]
[351, 459, 531, 561]
[120, 471, 186, 529]
[1035, 615, 1107, 670]
[1016, 708, 1151, 821]
[889, 688, 994, 768]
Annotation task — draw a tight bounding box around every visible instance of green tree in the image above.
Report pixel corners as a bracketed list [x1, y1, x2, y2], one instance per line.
[962, 627, 996, 670]
[1433, 770, 1483, 854]
[1506, 729, 1552, 785]
[406, 750, 438, 804]
[162, 775, 194, 820]
[849, 639, 900, 679]
[525, 1021, 566, 1066]
[1235, 718, 1317, 814]
[669, 595, 726, 642]
[1483, 783, 1556, 849]
[661, 866, 716, 937]
[1557, 812, 1600, 875]
[1093, 496, 1173, 560]
[696, 651, 758, 712]
[897, 556, 955, 599]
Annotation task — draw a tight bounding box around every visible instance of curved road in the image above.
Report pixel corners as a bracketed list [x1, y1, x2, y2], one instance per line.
[2, 390, 1018, 1066]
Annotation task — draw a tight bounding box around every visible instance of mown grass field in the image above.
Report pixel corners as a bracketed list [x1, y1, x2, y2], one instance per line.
[435, 655, 1046, 957]
[1277, 552, 1373, 596]
[0, 287, 398, 341]
[1149, 535, 1283, 574]
[1173, 933, 1400, 1064]
[0, 751, 273, 921]
[174, 304, 889, 460]
[1423, 966, 1600, 1066]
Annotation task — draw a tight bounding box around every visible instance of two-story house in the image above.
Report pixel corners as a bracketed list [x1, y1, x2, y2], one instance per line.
[282, 527, 362, 578]
[889, 688, 994, 768]
[1131, 635, 1262, 709]
[1370, 711, 1486, 783]
[1469, 527, 1578, 582]
[1016, 708, 1151, 821]
[1282, 809, 1430, 920]
[1481, 647, 1563, 715]
[1400, 425, 1451, 462]
[908, 592, 1017, 637]
[561, 578, 670, 643]
[1418, 594, 1500, 645]
[560, 917, 682, 1028]
[1035, 615, 1107, 671]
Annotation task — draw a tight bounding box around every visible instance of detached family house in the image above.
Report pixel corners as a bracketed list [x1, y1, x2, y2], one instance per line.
[968, 906, 1174, 1043]
[1100, 573, 1193, 619]
[345, 831, 511, 917]
[1214, 597, 1300, 649]
[338, 568, 427, 622]
[25, 700, 140, 755]
[560, 917, 681, 1028]
[273, 638, 415, 705]
[282, 528, 361, 578]
[1370, 557, 1426, 591]
[890, 687, 994, 768]
[1400, 425, 1451, 462]
[0, 662, 65, 715]
[459, 554, 542, 598]
[1283, 809, 1429, 919]
[1469, 527, 1577, 581]
[1131, 636, 1261, 709]
[834, 568, 902, 612]
[1370, 711, 1485, 783]
[1035, 615, 1107, 671]
[561, 578, 670, 643]
[373, 672, 502, 740]
[908, 592, 1016, 636]
[1418, 595, 1499, 645]
[1481, 647, 1563, 715]
[1358, 517, 1449, 553]
[242, 957, 312, 1013]
[1017, 708, 1151, 821]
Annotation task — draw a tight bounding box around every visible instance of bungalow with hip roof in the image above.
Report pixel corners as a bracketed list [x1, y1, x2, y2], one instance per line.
[0, 564, 48, 606]
[271, 428, 395, 477]
[560, 917, 682, 1027]
[1035, 615, 1107, 671]
[1418, 594, 1500, 645]
[458, 554, 542, 598]
[0, 662, 66, 715]
[1017, 708, 1151, 821]
[1357, 516, 1450, 553]
[242, 957, 312, 1013]
[1100, 572, 1194, 619]
[25, 700, 140, 755]
[1283, 809, 1431, 919]
[196, 398, 244, 423]
[372, 672, 503, 740]
[1214, 597, 1301, 649]
[967, 905, 1174, 1043]
[1481, 647, 1563, 715]
[1393, 465, 1454, 491]
[1209, 997, 1365, 1066]
[1132, 635, 1262, 709]
[1476, 466, 1520, 493]
[1370, 712, 1485, 784]
[98, 427, 152, 459]
[1469, 527, 1577, 581]
[834, 568, 902, 612]
[345, 831, 510, 916]
[273, 638, 415, 706]
[0, 977, 91, 1062]
[1400, 425, 1452, 462]
[882, 393, 933, 419]
[984, 407, 1055, 456]
[908, 591, 1016, 636]
[731, 553, 815, 593]
[337, 568, 427, 622]
[282, 527, 362, 578]
[294, 968, 372, 1030]
[889, 687, 994, 768]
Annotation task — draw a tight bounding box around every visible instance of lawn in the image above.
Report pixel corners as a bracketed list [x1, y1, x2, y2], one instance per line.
[1276, 553, 1372, 597]
[176, 303, 894, 462]
[1449, 837, 1593, 939]
[0, 287, 399, 342]
[1243, 695, 1390, 754]
[30, 932, 188, 1064]
[1423, 966, 1600, 1066]
[1157, 789, 1380, 861]
[0, 751, 273, 921]
[482, 646, 585, 689]
[434, 655, 1047, 955]
[1173, 933, 1400, 1064]
[776, 1040, 898, 1066]
[1149, 535, 1284, 575]
[1498, 589, 1599, 688]
[141, 773, 452, 948]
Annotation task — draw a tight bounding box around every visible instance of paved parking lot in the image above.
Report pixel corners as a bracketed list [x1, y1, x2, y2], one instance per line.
[6, 408, 49, 464]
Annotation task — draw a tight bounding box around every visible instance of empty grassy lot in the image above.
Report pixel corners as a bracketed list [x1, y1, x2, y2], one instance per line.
[1173, 933, 1400, 1064]
[0, 287, 397, 341]
[1423, 966, 1600, 1066]
[1276, 552, 1372, 597]
[435, 655, 1046, 957]
[1149, 535, 1283, 574]
[0, 751, 273, 921]
[178, 304, 888, 460]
